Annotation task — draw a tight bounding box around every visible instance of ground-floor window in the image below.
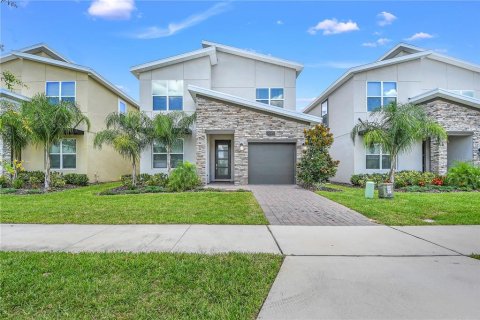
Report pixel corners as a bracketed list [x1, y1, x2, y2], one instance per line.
[366, 144, 391, 169]
[152, 139, 184, 168]
[49, 139, 76, 169]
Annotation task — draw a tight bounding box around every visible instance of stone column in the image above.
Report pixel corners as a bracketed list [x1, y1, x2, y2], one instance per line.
[195, 131, 208, 185]
[430, 137, 448, 175]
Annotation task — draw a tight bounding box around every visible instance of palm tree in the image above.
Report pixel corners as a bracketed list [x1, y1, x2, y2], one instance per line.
[351, 102, 447, 184]
[22, 94, 90, 190]
[151, 112, 196, 173]
[94, 111, 153, 187]
[0, 101, 30, 164]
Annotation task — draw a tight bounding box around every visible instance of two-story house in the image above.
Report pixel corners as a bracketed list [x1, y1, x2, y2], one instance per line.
[304, 43, 480, 183]
[131, 41, 321, 185]
[0, 44, 140, 182]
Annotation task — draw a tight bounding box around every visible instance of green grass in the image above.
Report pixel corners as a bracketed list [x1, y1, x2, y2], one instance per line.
[0, 183, 267, 225]
[317, 184, 480, 225]
[0, 251, 282, 319]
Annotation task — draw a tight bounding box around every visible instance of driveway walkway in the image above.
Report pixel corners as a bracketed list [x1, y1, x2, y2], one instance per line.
[248, 185, 374, 225]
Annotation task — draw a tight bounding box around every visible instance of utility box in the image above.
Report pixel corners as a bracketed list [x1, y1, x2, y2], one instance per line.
[365, 181, 375, 199]
[378, 183, 394, 199]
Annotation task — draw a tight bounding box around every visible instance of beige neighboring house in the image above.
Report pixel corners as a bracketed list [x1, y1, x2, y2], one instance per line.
[304, 43, 480, 183]
[0, 43, 140, 182]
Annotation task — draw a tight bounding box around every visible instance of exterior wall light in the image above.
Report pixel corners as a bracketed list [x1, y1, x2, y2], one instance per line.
[239, 143, 244, 151]
[302, 143, 308, 151]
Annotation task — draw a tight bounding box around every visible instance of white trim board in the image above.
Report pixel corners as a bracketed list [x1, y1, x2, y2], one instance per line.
[409, 88, 480, 109]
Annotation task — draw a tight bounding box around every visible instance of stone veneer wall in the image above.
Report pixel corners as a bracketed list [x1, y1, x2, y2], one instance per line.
[424, 99, 480, 174]
[195, 95, 312, 185]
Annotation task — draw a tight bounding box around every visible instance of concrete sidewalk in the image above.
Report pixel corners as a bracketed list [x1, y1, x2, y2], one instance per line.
[1, 224, 479, 256]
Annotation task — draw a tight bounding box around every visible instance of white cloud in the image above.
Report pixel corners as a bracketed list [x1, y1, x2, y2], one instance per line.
[384, 89, 397, 96]
[308, 18, 359, 35]
[133, 2, 230, 39]
[362, 38, 392, 47]
[88, 0, 135, 20]
[276, 20, 284, 25]
[377, 11, 397, 26]
[306, 61, 365, 69]
[405, 32, 434, 41]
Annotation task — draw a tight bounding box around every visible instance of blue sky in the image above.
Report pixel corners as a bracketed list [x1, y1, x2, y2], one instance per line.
[2, 1, 480, 109]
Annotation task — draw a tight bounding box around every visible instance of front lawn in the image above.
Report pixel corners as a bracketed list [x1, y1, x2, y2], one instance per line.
[0, 251, 282, 319]
[317, 184, 480, 225]
[0, 183, 267, 225]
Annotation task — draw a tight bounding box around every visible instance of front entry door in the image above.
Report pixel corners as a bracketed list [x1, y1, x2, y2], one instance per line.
[215, 140, 231, 180]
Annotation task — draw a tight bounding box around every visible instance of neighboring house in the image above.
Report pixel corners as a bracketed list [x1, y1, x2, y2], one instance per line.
[131, 41, 321, 185]
[0, 89, 30, 174]
[0, 44, 140, 182]
[304, 43, 480, 183]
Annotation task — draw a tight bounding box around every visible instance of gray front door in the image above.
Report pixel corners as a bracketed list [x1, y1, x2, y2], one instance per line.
[248, 142, 296, 184]
[215, 140, 231, 180]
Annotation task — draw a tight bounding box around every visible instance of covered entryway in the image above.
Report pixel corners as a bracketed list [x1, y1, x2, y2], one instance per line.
[447, 134, 473, 168]
[248, 142, 296, 184]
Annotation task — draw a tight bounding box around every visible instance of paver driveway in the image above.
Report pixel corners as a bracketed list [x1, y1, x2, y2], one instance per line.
[248, 185, 375, 226]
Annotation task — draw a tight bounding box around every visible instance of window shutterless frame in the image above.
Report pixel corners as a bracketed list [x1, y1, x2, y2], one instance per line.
[365, 144, 391, 170]
[49, 139, 77, 170]
[365, 81, 397, 112]
[151, 80, 184, 111]
[256, 88, 284, 108]
[45, 81, 76, 104]
[152, 138, 184, 169]
[118, 99, 127, 114]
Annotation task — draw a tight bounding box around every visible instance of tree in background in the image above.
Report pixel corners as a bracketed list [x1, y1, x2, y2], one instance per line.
[298, 124, 339, 188]
[151, 112, 196, 173]
[351, 103, 447, 185]
[94, 111, 152, 187]
[22, 94, 90, 189]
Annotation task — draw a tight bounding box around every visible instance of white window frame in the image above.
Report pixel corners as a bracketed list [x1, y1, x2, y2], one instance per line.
[365, 144, 391, 170]
[321, 99, 328, 126]
[49, 139, 77, 170]
[152, 80, 184, 111]
[118, 99, 127, 114]
[366, 81, 397, 112]
[256, 88, 284, 108]
[45, 81, 76, 103]
[152, 138, 184, 169]
[449, 90, 475, 98]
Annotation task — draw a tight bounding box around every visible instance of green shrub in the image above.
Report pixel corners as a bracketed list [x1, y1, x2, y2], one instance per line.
[0, 175, 9, 188]
[350, 173, 387, 187]
[146, 173, 169, 187]
[446, 162, 480, 189]
[63, 173, 89, 186]
[28, 176, 42, 189]
[25, 189, 43, 194]
[50, 172, 66, 188]
[0, 188, 16, 194]
[351, 171, 445, 188]
[143, 186, 166, 193]
[167, 161, 201, 192]
[298, 124, 339, 187]
[18, 171, 45, 183]
[12, 178, 24, 189]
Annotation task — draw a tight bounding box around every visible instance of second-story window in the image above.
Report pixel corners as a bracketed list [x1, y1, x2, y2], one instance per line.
[118, 99, 126, 114]
[46, 81, 75, 104]
[321, 100, 328, 126]
[367, 82, 396, 112]
[152, 80, 183, 111]
[256, 88, 284, 108]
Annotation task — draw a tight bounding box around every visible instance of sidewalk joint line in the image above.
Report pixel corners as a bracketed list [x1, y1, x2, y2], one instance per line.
[61, 225, 111, 251]
[267, 225, 284, 255]
[169, 225, 191, 252]
[388, 226, 466, 256]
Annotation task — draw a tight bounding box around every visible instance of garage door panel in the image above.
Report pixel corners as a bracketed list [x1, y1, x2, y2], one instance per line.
[248, 143, 296, 184]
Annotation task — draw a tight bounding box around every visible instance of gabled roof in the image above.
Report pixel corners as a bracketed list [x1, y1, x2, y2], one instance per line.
[188, 85, 321, 124]
[130, 47, 218, 77]
[1, 50, 140, 109]
[409, 88, 480, 109]
[0, 88, 30, 102]
[303, 43, 480, 114]
[377, 43, 425, 61]
[1, 43, 72, 63]
[202, 40, 304, 76]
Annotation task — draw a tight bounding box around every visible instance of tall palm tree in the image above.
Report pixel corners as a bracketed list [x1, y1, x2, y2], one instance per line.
[351, 102, 447, 184]
[0, 101, 30, 163]
[22, 94, 90, 190]
[152, 111, 196, 173]
[94, 111, 153, 187]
